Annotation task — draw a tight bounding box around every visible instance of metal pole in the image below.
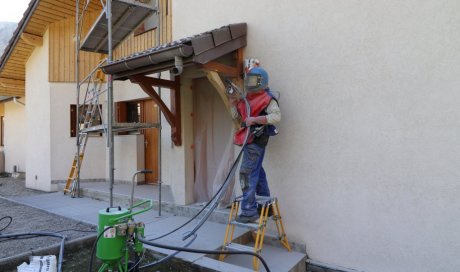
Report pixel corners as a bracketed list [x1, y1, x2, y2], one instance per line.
[75, 0, 81, 197]
[107, 0, 115, 207]
[156, 0, 162, 216]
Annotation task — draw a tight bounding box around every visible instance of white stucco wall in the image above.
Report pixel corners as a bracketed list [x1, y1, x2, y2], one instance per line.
[4, 99, 26, 174]
[25, 30, 51, 191]
[49, 83, 107, 186]
[114, 134, 145, 183]
[173, 1, 460, 271]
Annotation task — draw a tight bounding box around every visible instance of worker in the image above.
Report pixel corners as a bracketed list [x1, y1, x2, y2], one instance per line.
[229, 60, 281, 223]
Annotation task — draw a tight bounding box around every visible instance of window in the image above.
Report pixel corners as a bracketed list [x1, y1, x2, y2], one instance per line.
[70, 104, 103, 137]
[127, 101, 142, 123]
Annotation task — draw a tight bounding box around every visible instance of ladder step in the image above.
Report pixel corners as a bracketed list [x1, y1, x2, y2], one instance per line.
[225, 243, 256, 252]
[230, 220, 260, 230]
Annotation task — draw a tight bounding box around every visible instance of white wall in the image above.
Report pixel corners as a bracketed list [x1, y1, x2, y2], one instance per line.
[114, 134, 145, 183]
[25, 29, 51, 191]
[49, 83, 107, 186]
[4, 99, 26, 174]
[173, 1, 460, 271]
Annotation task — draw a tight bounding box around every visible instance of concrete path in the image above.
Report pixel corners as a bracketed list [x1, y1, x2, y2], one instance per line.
[12, 184, 306, 272]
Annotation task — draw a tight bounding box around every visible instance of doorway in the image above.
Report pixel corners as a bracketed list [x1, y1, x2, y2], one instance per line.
[141, 99, 159, 184]
[116, 99, 159, 184]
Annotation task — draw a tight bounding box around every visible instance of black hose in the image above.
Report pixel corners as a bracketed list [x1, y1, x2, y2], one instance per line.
[138, 236, 271, 272]
[0, 232, 66, 272]
[88, 226, 112, 272]
[0, 216, 12, 233]
[140, 232, 197, 269]
[147, 126, 248, 242]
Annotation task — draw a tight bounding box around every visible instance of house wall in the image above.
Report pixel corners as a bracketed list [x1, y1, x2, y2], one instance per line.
[49, 83, 107, 187]
[4, 99, 26, 174]
[25, 30, 51, 191]
[173, 1, 460, 271]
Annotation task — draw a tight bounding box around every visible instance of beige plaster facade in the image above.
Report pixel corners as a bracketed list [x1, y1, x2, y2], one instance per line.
[170, 0, 460, 271]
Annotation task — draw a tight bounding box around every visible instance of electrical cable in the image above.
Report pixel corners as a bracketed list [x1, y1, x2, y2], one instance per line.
[0, 215, 12, 233]
[0, 232, 66, 272]
[138, 236, 271, 272]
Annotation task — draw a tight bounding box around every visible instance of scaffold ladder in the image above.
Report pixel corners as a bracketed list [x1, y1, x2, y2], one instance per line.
[64, 64, 106, 197]
[219, 196, 291, 271]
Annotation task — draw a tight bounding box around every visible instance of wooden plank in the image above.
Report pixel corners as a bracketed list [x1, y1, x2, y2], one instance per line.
[21, 33, 43, 47]
[35, 9, 67, 21]
[59, 20, 65, 81]
[39, 2, 76, 16]
[30, 13, 57, 24]
[0, 88, 25, 96]
[65, 18, 70, 82]
[70, 16, 76, 82]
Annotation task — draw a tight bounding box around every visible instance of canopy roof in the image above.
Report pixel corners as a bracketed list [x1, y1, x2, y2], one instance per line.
[102, 23, 247, 79]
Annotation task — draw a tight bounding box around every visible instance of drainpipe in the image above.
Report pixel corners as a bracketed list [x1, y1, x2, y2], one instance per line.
[13, 97, 25, 106]
[170, 56, 183, 76]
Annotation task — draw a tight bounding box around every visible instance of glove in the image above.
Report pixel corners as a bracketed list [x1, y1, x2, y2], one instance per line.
[245, 116, 267, 127]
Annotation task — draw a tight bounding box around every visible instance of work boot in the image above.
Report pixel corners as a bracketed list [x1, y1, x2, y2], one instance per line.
[236, 214, 259, 224]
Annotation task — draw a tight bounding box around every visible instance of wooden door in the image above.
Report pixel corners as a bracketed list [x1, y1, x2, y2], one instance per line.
[141, 99, 159, 183]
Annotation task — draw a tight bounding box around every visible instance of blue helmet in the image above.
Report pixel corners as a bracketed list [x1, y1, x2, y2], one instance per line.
[244, 67, 269, 92]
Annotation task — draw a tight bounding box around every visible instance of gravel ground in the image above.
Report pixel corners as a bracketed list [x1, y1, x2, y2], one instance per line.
[0, 177, 48, 197]
[0, 177, 96, 263]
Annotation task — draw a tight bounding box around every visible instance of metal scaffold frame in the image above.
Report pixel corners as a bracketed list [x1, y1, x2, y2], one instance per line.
[72, 0, 158, 204]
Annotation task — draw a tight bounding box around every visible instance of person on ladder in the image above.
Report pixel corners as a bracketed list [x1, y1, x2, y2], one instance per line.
[229, 59, 281, 223]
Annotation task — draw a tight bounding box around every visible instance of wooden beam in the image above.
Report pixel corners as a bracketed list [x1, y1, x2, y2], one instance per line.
[205, 71, 239, 129]
[21, 32, 43, 47]
[0, 86, 24, 96]
[129, 74, 182, 146]
[201, 61, 240, 77]
[130, 75, 176, 89]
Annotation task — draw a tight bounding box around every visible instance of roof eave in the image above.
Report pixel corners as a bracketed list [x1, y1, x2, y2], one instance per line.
[0, 0, 40, 72]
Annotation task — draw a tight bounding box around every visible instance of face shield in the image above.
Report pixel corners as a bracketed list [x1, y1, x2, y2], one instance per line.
[244, 73, 265, 92]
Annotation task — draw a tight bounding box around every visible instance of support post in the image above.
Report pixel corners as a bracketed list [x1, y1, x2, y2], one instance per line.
[107, 0, 115, 206]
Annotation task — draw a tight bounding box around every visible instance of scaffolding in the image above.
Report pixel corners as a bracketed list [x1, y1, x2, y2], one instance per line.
[69, 0, 158, 204]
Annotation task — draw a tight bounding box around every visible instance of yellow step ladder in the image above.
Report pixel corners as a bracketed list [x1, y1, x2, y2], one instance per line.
[219, 196, 291, 271]
[64, 61, 105, 197]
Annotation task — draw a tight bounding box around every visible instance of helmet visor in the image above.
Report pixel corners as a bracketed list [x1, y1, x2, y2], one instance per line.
[244, 74, 263, 91]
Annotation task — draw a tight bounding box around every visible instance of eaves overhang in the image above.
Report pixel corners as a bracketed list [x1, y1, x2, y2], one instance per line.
[101, 23, 247, 79]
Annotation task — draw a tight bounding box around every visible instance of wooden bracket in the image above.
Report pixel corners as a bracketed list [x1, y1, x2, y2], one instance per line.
[129, 74, 182, 146]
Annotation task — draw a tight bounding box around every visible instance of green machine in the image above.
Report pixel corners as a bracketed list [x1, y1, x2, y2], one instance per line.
[94, 170, 153, 272]
[96, 199, 152, 272]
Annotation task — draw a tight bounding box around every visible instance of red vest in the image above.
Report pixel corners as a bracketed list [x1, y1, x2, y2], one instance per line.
[234, 91, 273, 145]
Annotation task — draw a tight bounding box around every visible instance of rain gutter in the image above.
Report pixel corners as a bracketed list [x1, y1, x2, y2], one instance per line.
[101, 44, 193, 76]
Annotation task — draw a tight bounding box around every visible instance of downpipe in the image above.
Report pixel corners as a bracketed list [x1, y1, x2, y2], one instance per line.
[170, 56, 183, 76]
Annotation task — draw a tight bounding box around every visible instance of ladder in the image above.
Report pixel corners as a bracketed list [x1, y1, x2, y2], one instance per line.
[64, 65, 106, 197]
[219, 196, 291, 271]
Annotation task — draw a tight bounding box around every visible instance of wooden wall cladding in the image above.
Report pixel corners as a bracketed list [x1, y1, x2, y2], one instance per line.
[49, 0, 172, 83]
